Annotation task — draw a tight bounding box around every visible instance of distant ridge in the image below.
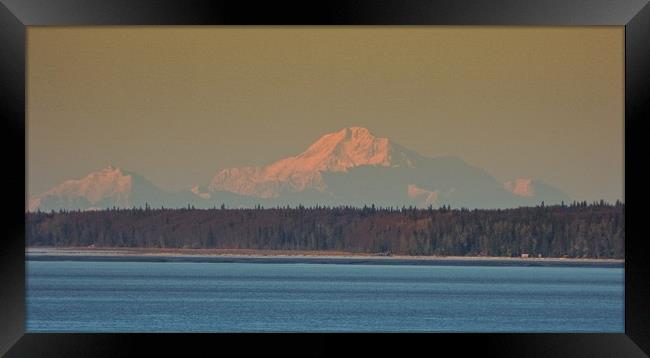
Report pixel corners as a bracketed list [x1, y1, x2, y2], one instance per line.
[28, 126, 570, 211]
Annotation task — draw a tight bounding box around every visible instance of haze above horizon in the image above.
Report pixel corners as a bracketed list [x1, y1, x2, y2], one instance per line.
[27, 27, 624, 202]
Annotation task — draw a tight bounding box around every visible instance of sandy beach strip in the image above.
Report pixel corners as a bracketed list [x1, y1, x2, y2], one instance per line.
[25, 246, 624, 267]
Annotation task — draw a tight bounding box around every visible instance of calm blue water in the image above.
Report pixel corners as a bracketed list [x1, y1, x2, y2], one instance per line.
[26, 260, 624, 332]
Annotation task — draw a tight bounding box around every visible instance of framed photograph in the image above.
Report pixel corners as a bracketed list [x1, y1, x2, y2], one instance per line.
[1, 0, 649, 356]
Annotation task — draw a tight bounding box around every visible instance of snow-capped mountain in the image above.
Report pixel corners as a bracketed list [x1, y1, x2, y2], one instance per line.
[205, 126, 569, 208]
[28, 166, 131, 211]
[28, 127, 570, 211]
[27, 166, 198, 212]
[207, 127, 419, 198]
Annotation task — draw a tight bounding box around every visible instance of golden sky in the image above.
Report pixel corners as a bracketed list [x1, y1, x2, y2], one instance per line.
[27, 27, 624, 202]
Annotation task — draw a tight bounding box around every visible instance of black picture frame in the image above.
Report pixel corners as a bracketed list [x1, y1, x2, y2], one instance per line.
[1, 0, 648, 356]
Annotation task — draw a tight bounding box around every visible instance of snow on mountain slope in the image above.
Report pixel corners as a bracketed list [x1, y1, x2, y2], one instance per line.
[28, 166, 133, 211]
[504, 178, 535, 197]
[27, 166, 175, 211]
[208, 127, 418, 198]
[504, 178, 570, 206]
[29, 127, 571, 211]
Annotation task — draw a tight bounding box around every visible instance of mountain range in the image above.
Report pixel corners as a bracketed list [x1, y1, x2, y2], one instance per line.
[28, 126, 569, 211]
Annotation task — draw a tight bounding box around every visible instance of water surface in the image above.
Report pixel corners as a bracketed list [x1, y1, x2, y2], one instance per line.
[26, 260, 624, 332]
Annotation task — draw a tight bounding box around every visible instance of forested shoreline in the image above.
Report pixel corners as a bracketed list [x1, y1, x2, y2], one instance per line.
[26, 202, 624, 259]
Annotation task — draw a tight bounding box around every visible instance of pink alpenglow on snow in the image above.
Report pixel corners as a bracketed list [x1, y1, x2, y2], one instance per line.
[190, 186, 211, 199]
[407, 184, 439, 206]
[504, 178, 535, 197]
[28, 127, 572, 211]
[28, 166, 133, 211]
[208, 127, 396, 198]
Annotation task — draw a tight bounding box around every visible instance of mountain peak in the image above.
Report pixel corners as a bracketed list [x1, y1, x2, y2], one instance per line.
[29, 128, 572, 211]
[28, 166, 134, 211]
[207, 126, 398, 197]
[340, 126, 373, 137]
[99, 165, 123, 174]
[300, 126, 390, 169]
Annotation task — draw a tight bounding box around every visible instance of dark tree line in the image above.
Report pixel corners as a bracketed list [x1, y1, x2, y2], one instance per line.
[26, 201, 624, 258]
